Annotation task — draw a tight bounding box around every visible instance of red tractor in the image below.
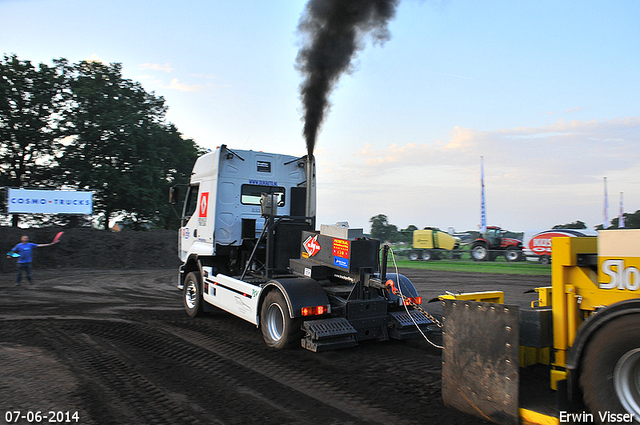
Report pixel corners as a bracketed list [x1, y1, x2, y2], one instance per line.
[470, 226, 523, 262]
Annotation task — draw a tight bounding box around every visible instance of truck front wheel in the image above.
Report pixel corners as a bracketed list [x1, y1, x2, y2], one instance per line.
[260, 290, 302, 349]
[580, 314, 640, 420]
[184, 271, 204, 317]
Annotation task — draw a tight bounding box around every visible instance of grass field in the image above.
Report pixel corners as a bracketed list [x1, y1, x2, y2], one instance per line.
[385, 249, 551, 276]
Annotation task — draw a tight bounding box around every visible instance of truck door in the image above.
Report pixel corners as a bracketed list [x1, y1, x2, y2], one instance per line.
[179, 183, 200, 262]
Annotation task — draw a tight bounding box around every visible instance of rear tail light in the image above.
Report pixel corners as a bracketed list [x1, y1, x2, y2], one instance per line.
[301, 305, 330, 316]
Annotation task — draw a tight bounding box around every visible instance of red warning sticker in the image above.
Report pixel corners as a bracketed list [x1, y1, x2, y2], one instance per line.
[332, 238, 350, 259]
[303, 235, 321, 257]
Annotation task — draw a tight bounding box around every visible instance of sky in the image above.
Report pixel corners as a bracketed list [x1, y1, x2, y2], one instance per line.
[2, 0, 640, 233]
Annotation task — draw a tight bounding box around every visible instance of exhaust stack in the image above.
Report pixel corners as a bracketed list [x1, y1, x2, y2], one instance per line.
[306, 154, 316, 226]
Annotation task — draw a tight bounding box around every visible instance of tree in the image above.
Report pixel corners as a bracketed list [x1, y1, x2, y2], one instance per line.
[148, 123, 204, 229]
[369, 214, 400, 242]
[0, 54, 69, 225]
[1, 56, 203, 229]
[56, 60, 201, 229]
[370, 214, 389, 241]
[396, 224, 417, 244]
[386, 224, 399, 243]
[610, 210, 640, 229]
[553, 220, 587, 230]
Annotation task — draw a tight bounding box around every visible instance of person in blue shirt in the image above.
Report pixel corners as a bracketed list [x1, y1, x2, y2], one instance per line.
[9, 235, 59, 286]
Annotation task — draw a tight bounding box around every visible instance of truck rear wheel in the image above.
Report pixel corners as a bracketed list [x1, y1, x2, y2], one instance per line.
[184, 271, 204, 317]
[260, 290, 302, 349]
[421, 250, 432, 261]
[580, 314, 640, 420]
[408, 251, 419, 261]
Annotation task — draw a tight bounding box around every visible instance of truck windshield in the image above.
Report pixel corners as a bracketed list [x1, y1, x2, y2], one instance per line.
[241, 184, 285, 206]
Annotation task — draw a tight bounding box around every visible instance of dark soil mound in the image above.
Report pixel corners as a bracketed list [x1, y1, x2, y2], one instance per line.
[1, 227, 180, 272]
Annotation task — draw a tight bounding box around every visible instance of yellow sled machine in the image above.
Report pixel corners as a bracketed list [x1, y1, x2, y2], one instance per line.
[441, 230, 640, 424]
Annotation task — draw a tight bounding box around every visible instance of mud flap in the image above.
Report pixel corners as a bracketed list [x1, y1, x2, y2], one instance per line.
[442, 300, 519, 425]
[301, 317, 358, 352]
[388, 310, 434, 340]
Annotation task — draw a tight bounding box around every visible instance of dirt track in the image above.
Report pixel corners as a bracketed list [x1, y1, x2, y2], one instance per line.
[0, 268, 550, 425]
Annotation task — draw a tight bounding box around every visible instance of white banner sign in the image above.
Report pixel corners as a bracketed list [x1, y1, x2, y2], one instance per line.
[7, 188, 93, 215]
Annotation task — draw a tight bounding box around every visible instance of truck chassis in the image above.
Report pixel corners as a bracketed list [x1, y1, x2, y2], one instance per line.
[174, 146, 433, 352]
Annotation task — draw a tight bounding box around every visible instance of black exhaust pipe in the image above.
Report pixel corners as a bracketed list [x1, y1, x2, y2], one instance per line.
[306, 154, 316, 228]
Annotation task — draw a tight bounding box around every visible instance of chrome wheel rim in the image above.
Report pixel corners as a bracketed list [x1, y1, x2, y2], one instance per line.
[614, 347, 640, 418]
[266, 303, 285, 341]
[185, 280, 198, 310]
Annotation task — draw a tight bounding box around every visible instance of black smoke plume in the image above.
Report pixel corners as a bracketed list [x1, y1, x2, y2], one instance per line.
[296, 0, 399, 156]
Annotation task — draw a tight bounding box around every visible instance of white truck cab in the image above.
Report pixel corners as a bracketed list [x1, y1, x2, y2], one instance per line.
[177, 146, 309, 265]
[171, 145, 431, 352]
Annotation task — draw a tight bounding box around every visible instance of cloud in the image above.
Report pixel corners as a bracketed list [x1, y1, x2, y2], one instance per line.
[85, 53, 106, 63]
[162, 78, 204, 92]
[542, 106, 591, 115]
[136, 74, 161, 83]
[344, 117, 640, 179]
[139, 62, 175, 73]
[564, 106, 590, 113]
[316, 117, 640, 230]
[188, 73, 231, 89]
[189, 73, 220, 80]
[143, 73, 228, 92]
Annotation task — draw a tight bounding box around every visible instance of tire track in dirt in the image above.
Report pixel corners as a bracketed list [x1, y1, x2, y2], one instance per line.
[160, 321, 409, 425]
[1, 321, 208, 425]
[153, 314, 484, 425]
[66, 317, 389, 425]
[0, 268, 513, 425]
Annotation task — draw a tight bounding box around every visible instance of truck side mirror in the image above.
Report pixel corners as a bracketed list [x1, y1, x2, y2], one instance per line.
[169, 187, 179, 205]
